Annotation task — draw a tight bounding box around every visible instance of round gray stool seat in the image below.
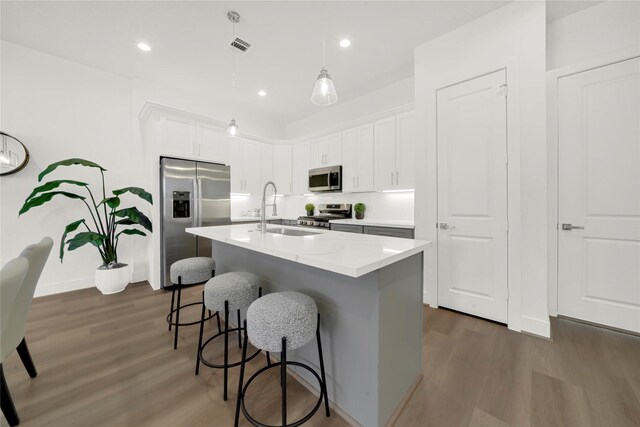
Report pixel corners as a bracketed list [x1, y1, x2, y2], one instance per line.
[204, 272, 261, 312]
[170, 257, 215, 285]
[247, 292, 318, 353]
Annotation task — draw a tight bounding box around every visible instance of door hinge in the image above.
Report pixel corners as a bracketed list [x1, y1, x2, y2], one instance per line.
[506, 221, 510, 232]
[499, 84, 508, 97]
[505, 152, 509, 164]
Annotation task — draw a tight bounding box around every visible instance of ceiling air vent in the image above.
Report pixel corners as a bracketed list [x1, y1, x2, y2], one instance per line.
[229, 37, 251, 55]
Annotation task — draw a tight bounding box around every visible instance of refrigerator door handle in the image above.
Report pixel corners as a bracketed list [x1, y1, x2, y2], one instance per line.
[192, 178, 199, 231]
[197, 178, 203, 227]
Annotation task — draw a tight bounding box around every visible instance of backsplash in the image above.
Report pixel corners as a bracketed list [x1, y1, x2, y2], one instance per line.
[231, 191, 414, 221]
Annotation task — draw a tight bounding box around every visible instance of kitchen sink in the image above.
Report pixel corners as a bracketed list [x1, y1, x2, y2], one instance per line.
[266, 227, 320, 237]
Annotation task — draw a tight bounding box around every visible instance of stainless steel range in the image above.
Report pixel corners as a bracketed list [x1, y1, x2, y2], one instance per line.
[297, 203, 352, 228]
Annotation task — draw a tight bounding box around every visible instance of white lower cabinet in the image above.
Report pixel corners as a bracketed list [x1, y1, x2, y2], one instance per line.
[273, 145, 293, 195]
[342, 123, 374, 192]
[292, 141, 310, 194]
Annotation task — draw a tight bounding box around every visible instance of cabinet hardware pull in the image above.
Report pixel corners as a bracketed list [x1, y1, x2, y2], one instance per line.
[396, 171, 399, 185]
[391, 172, 393, 185]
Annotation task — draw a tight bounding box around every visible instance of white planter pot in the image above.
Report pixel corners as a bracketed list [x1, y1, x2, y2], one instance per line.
[95, 264, 130, 295]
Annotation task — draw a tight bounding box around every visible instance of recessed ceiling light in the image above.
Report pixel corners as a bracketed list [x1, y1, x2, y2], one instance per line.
[258, 90, 267, 97]
[339, 39, 351, 48]
[137, 42, 151, 52]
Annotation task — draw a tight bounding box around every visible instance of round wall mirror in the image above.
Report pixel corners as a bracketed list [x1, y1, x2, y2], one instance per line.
[0, 132, 30, 176]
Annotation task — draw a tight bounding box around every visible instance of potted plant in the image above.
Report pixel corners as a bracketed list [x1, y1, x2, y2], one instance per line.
[305, 203, 315, 216]
[354, 203, 366, 220]
[19, 158, 152, 295]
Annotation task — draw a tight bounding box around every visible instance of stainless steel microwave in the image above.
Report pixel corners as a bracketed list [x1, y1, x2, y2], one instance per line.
[308, 165, 342, 192]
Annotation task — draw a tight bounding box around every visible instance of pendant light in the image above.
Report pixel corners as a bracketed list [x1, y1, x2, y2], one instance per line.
[311, 1, 338, 106]
[226, 11, 240, 137]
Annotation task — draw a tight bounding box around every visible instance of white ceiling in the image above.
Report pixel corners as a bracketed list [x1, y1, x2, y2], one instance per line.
[1, 1, 601, 127]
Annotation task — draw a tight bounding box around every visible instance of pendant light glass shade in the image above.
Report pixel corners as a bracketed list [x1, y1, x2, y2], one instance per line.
[311, 67, 338, 106]
[226, 118, 239, 137]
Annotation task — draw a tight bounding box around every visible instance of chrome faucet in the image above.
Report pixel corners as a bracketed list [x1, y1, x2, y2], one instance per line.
[259, 181, 277, 233]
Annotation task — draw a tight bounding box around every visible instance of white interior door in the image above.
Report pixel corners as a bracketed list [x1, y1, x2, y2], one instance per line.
[558, 57, 640, 333]
[436, 70, 508, 323]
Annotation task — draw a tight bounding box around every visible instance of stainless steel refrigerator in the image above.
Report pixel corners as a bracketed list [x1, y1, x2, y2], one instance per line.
[160, 157, 231, 288]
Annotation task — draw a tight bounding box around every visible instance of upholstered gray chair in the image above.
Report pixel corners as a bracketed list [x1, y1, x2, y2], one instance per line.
[1, 237, 53, 426]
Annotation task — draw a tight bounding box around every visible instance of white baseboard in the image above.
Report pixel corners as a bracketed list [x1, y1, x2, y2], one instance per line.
[520, 314, 551, 339]
[34, 276, 95, 298]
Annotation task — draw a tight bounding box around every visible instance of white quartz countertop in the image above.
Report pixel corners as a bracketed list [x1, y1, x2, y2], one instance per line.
[187, 224, 430, 278]
[329, 218, 415, 229]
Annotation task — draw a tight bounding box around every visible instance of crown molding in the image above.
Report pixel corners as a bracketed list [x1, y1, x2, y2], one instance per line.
[139, 100, 415, 146]
[138, 101, 275, 144]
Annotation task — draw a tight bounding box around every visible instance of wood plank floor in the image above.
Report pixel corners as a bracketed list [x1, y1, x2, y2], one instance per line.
[2, 282, 639, 427]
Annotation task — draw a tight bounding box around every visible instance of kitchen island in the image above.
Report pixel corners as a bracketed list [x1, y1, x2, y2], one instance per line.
[187, 224, 430, 427]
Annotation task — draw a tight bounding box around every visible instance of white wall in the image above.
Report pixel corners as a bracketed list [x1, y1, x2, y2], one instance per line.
[0, 41, 283, 296]
[286, 77, 414, 139]
[547, 1, 640, 71]
[414, 2, 549, 337]
[0, 41, 137, 296]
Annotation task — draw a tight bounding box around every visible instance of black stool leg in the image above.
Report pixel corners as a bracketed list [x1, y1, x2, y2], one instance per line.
[168, 282, 176, 331]
[266, 351, 271, 366]
[17, 338, 37, 378]
[216, 311, 221, 334]
[237, 310, 242, 349]
[234, 319, 249, 427]
[1, 364, 19, 427]
[281, 337, 287, 427]
[316, 314, 330, 417]
[223, 300, 230, 401]
[195, 291, 206, 375]
[173, 276, 183, 350]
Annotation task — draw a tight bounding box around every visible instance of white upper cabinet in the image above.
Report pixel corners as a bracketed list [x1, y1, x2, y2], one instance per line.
[273, 145, 293, 195]
[260, 143, 274, 188]
[341, 128, 357, 192]
[197, 122, 230, 164]
[159, 111, 230, 165]
[230, 139, 262, 194]
[374, 112, 415, 190]
[292, 141, 311, 194]
[374, 116, 397, 190]
[342, 123, 374, 192]
[310, 132, 342, 168]
[162, 115, 196, 158]
[395, 111, 415, 189]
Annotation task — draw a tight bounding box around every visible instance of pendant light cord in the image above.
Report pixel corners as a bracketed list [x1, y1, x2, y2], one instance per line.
[231, 19, 236, 119]
[322, 0, 326, 68]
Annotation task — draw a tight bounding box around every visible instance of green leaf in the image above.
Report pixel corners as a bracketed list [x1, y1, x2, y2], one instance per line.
[66, 232, 106, 251]
[59, 219, 86, 262]
[115, 228, 146, 239]
[112, 207, 152, 232]
[19, 191, 86, 215]
[25, 180, 88, 202]
[99, 196, 121, 209]
[115, 219, 136, 226]
[38, 158, 106, 182]
[113, 187, 153, 204]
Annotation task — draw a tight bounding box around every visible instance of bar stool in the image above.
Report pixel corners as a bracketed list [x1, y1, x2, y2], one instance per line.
[167, 257, 219, 350]
[234, 292, 330, 427]
[195, 272, 266, 401]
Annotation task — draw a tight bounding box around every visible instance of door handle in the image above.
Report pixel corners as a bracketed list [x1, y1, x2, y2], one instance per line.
[391, 172, 394, 185]
[396, 171, 399, 185]
[439, 223, 455, 230]
[561, 223, 585, 230]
